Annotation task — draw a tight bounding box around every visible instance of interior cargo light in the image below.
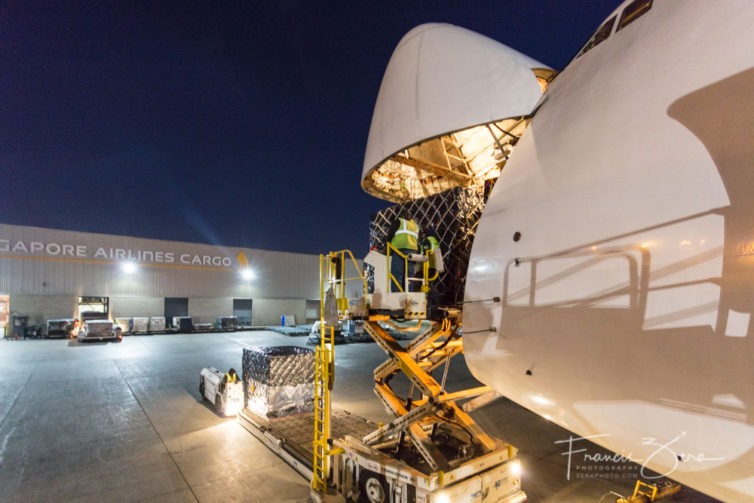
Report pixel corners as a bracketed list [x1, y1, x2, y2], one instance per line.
[121, 261, 138, 274]
[240, 268, 255, 281]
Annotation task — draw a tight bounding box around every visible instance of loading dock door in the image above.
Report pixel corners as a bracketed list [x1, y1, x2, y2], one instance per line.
[233, 299, 252, 327]
[165, 298, 189, 327]
[306, 299, 320, 323]
[78, 297, 109, 324]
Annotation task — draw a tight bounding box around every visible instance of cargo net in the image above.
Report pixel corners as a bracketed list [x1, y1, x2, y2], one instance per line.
[368, 184, 490, 307]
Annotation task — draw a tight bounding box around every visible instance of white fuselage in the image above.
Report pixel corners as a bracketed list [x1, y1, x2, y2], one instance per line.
[463, 1, 754, 500]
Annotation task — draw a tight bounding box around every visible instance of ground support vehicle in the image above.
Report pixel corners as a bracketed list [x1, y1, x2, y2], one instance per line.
[308, 320, 347, 345]
[46, 318, 78, 339]
[234, 248, 524, 502]
[616, 480, 681, 503]
[24, 325, 43, 339]
[77, 320, 122, 342]
[306, 250, 525, 503]
[331, 434, 522, 503]
[199, 367, 244, 416]
[343, 320, 370, 343]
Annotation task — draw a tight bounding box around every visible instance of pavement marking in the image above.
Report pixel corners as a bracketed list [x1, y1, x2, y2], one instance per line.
[0, 361, 39, 494]
[0, 360, 39, 431]
[0, 425, 15, 463]
[115, 360, 200, 503]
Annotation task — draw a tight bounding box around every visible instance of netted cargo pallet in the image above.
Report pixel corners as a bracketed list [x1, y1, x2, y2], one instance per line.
[242, 346, 315, 417]
[368, 185, 487, 307]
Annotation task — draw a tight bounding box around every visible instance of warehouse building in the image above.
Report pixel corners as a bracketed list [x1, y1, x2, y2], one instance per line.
[0, 222, 325, 337]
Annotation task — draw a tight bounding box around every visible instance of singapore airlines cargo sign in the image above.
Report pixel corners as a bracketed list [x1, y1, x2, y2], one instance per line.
[0, 238, 235, 270]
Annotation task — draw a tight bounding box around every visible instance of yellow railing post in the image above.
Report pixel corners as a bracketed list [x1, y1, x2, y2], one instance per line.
[313, 249, 368, 495]
[313, 254, 334, 493]
[386, 243, 436, 293]
[386, 243, 407, 293]
[386, 243, 392, 292]
[404, 247, 408, 292]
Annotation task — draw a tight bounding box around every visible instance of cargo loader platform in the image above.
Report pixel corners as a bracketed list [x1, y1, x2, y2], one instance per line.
[238, 407, 378, 479]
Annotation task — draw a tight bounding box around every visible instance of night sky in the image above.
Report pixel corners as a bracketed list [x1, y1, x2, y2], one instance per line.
[0, 1, 622, 255]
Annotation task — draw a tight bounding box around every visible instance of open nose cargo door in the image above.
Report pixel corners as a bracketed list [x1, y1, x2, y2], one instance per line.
[362, 23, 554, 204]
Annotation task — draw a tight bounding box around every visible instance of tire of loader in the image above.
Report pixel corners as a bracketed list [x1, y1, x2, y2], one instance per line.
[358, 469, 389, 503]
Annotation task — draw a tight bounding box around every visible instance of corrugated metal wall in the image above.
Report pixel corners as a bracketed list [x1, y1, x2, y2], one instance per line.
[0, 223, 324, 299]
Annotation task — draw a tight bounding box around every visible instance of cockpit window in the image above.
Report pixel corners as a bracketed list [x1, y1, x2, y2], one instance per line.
[618, 0, 653, 31]
[576, 16, 616, 58]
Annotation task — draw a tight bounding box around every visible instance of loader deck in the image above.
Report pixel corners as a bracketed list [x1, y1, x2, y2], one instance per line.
[238, 407, 377, 479]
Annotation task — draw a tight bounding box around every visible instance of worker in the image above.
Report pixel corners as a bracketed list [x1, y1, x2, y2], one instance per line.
[387, 210, 420, 292]
[225, 368, 238, 383]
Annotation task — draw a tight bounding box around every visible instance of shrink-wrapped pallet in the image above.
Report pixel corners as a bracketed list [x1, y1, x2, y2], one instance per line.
[132, 317, 149, 333]
[149, 317, 166, 333]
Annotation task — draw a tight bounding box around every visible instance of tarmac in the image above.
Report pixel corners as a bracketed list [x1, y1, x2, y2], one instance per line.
[0, 331, 716, 503]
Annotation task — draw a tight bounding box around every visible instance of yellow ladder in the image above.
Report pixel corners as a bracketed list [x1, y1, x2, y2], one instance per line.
[313, 251, 357, 494]
[312, 324, 334, 492]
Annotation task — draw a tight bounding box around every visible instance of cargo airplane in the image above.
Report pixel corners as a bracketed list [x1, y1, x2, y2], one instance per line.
[360, 1, 754, 500]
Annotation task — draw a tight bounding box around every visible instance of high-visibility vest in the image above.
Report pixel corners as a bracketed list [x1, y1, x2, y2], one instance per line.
[225, 372, 236, 383]
[423, 236, 439, 268]
[391, 218, 419, 251]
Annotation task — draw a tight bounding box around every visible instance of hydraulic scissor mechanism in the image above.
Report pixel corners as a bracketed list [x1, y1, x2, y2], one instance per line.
[311, 250, 522, 503]
[363, 312, 495, 473]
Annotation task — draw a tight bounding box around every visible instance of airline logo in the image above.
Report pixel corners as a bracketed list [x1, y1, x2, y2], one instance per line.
[237, 251, 249, 268]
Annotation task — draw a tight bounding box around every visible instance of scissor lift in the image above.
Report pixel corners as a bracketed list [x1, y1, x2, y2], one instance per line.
[312, 249, 525, 503]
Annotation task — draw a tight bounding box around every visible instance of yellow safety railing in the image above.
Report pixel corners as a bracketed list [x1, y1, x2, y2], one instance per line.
[616, 480, 681, 503]
[633, 480, 659, 500]
[424, 249, 440, 284]
[312, 251, 361, 494]
[312, 324, 335, 493]
[322, 250, 368, 315]
[386, 243, 438, 293]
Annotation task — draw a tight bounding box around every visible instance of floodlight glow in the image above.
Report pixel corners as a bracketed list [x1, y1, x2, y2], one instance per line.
[433, 492, 450, 503]
[121, 261, 138, 274]
[531, 394, 553, 406]
[510, 460, 522, 477]
[240, 268, 255, 280]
